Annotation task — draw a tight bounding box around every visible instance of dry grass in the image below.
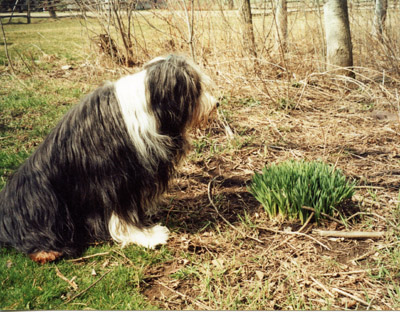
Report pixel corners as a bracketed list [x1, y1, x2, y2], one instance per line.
[129, 4, 400, 309]
[146, 75, 400, 308]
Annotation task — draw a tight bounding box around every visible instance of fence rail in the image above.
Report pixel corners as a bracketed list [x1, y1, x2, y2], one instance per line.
[1, 0, 398, 23]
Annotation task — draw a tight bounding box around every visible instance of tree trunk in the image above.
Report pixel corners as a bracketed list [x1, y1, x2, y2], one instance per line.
[275, 0, 287, 53]
[239, 0, 257, 59]
[324, 0, 354, 77]
[46, 0, 57, 19]
[372, 0, 388, 40]
[27, 0, 31, 24]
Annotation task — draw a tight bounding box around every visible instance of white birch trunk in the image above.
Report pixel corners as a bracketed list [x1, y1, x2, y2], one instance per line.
[324, 0, 354, 77]
[372, 0, 388, 39]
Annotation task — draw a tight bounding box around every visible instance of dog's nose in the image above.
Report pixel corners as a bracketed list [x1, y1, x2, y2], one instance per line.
[216, 101, 220, 108]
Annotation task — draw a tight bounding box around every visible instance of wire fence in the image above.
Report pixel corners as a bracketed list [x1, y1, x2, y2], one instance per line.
[1, 0, 398, 15]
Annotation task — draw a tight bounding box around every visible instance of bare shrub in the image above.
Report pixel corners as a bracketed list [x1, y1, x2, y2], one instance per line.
[75, 0, 400, 111]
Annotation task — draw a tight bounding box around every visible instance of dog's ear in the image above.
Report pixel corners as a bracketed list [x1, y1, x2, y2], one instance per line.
[145, 55, 202, 136]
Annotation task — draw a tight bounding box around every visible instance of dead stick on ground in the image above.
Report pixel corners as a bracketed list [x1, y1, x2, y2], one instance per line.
[55, 266, 78, 291]
[268, 212, 314, 252]
[156, 281, 212, 310]
[113, 249, 135, 266]
[313, 230, 385, 239]
[67, 252, 110, 262]
[301, 206, 344, 225]
[345, 211, 397, 230]
[310, 276, 334, 298]
[217, 108, 235, 140]
[64, 270, 111, 305]
[321, 269, 377, 276]
[257, 226, 331, 250]
[332, 287, 372, 307]
[207, 178, 263, 244]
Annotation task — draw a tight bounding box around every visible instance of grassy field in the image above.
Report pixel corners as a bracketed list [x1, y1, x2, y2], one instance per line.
[1, 6, 400, 310]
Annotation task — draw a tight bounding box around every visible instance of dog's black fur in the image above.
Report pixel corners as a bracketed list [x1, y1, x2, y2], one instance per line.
[0, 55, 215, 263]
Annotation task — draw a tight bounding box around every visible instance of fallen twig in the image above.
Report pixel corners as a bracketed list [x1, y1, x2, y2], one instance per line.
[345, 211, 397, 230]
[267, 212, 314, 252]
[332, 287, 371, 307]
[67, 252, 110, 262]
[310, 276, 334, 298]
[301, 206, 345, 225]
[217, 108, 235, 140]
[112, 250, 135, 266]
[313, 229, 385, 239]
[321, 269, 375, 276]
[55, 266, 78, 291]
[63, 269, 111, 304]
[257, 226, 331, 250]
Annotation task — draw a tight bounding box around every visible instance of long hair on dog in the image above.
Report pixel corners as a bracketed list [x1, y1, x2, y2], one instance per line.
[0, 54, 216, 264]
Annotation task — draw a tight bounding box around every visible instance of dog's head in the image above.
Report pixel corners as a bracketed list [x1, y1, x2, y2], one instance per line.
[144, 54, 217, 135]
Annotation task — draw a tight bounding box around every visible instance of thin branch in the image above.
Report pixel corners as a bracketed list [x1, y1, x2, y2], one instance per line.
[63, 270, 112, 304]
[55, 266, 78, 291]
[298, 211, 314, 233]
[313, 229, 385, 239]
[345, 211, 397, 230]
[257, 226, 331, 250]
[217, 108, 235, 140]
[267, 212, 314, 252]
[321, 268, 379, 276]
[67, 252, 110, 262]
[332, 287, 372, 307]
[310, 276, 334, 298]
[301, 206, 345, 225]
[0, 17, 16, 75]
[181, 0, 196, 61]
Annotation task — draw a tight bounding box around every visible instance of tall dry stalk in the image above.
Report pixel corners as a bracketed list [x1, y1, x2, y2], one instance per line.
[0, 17, 16, 75]
[179, 0, 196, 61]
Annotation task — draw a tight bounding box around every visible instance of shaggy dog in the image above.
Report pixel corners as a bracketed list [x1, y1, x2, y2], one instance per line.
[0, 54, 216, 264]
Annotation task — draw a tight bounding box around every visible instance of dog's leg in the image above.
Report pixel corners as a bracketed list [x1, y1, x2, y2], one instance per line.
[29, 251, 63, 264]
[108, 213, 169, 249]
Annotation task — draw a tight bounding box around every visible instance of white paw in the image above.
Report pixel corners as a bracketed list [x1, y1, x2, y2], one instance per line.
[109, 213, 170, 249]
[144, 224, 170, 249]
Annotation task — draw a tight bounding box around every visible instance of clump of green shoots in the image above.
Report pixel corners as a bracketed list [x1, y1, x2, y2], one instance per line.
[249, 160, 356, 224]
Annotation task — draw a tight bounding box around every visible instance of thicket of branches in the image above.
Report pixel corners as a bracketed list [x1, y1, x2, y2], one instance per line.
[4, 0, 398, 106]
[71, 0, 399, 107]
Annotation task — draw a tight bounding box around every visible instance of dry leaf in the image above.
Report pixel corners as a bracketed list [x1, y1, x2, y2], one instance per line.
[255, 270, 264, 281]
[211, 259, 224, 269]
